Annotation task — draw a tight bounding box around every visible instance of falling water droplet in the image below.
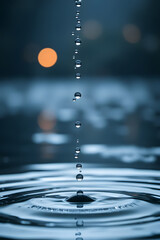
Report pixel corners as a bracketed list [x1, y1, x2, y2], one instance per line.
[76, 73, 81, 79]
[76, 163, 82, 170]
[72, 31, 75, 36]
[77, 19, 81, 24]
[74, 92, 81, 99]
[77, 138, 79, 143]
[75, 147, 80, 153]
[75, 232, 81, 236]
[73, 55, 76, 60]
[75, 153, 79, 159]
[75, 49, 78, 54]
[76, 10, 80, 15]
[75, 38, 81, 46]
[75, 1, 82, 8]
[76, 220, 84, 227]
[76, 24, 81, 31]
[76, 174, 83, 181]
[75, 121, 81, 128]
[75, 60, 82, 68]
[73, 98, 76, 102]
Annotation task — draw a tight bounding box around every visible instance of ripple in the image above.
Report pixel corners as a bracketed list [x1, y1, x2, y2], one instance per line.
[0, 164, 159, 239]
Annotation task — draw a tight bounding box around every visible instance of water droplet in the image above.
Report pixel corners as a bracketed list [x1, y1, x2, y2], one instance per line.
[72, 31, 75, 36]
[75, 38, 81, 46]
[77, 138, 79, 143]
[75, 153, 79, 159]
[76, 174, 83, 181]
[77, 190, 83, 195]
[75, 49, 78, 54]
[76, 10, 80, 15]
[76, 73, 81, 79]
[75, 232, 81, 236]
[76, 220, 84, 227]
[75, 1, 82, 8]
[75, 60, 82, 68]
[75, 147, 80, 153]
[75, 121, 81, 128]
[76, 24, 81, 31]
[73, 98, 76, 102]
[76, 163, 82, 170]
[74, 92, 81, 99]
[73, 55, 75, 59]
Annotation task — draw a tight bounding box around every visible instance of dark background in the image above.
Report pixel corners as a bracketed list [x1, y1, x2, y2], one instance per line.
[0, 0, 160, 169]
[0, 0, 160, 79]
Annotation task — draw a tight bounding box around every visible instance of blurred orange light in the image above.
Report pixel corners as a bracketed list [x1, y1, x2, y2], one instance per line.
[123, 24, 141, 44]
[38, 111, 56, 131]
[38, 48, 57, 68]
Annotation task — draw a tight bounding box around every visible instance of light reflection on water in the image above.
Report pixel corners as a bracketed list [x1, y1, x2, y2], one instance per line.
[0, 164, 160, 240]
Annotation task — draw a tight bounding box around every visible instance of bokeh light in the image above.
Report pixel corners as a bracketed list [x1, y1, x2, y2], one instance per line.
[38, 48, 57, 68]
[38, 111, 56, 131]
[123, 24, 141, 44]
[83, 20, 103, 40]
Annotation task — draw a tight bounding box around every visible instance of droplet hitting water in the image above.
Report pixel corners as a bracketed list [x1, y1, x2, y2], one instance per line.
[1, 164, 159, 239]
[77, 190, 83, 195]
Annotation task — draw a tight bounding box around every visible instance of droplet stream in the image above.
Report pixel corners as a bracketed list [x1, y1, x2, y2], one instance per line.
[73, 0, 84, 197]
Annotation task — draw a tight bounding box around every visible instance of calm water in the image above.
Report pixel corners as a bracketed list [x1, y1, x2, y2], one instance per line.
[0, 79, 160, 239]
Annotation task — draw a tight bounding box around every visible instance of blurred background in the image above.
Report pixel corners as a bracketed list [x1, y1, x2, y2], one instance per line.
[0, 0, 160, 78]
[0, 0, 160, 169]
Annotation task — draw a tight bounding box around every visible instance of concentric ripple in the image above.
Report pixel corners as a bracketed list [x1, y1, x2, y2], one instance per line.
[0, 163, 160, 240]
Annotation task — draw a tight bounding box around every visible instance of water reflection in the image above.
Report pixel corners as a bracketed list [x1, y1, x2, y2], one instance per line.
[0, 164, 159, 239]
